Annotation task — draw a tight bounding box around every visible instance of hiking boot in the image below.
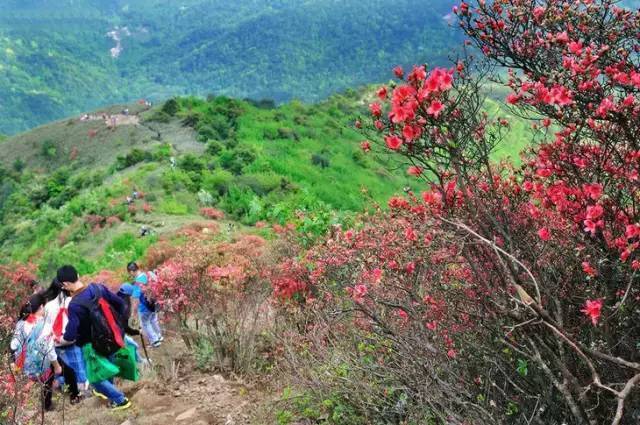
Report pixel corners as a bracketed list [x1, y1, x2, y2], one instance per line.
[92, 389, 108, 400]
[109, 398, 132, 411]
[158, 336, 164, 342]
[152, 340, 162, 348]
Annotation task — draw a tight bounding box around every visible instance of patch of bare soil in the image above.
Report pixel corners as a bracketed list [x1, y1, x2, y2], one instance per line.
[46, 335, 267, 425]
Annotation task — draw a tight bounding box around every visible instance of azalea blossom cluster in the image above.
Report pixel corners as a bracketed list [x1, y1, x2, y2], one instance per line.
[152, 234, 265, 315]
[316, 0, 640, 421]
[150, 232, 274, 373]
[0, 263, 37, 421]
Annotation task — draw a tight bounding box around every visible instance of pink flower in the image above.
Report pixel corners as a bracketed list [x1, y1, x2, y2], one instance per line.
[538, 227, 551, 241]
[377, 86, 388, 100]
[408, 65, 427, 82]
[407, 166, 423, 176]
[581, 299, 603, 326]
[582, 261, 597, 277]
[397, 309, 409, 321]
[533, 6, 545, 21]
[568, 41, 583, 55]
[583, 184, 603, 200]
[369, 102, 382, 117]
[385, 135, 403, 150]
[405, 262, 416, 274]
[427, 100, 444, 117]
[626, 224, 640, 239]
[360, 140, 371, 152]
[586, 204, 604, 220]
[351, 284, 368, 303]
[371, 268, 383, 283]
[393, 66, 404, 79]
[403, 124, 419, 141]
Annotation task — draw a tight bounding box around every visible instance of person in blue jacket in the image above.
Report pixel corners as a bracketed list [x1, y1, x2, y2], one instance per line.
[126, 262, 163, 348]
[57, 265, 132, 411]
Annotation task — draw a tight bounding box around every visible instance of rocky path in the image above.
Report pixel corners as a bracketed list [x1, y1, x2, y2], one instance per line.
[46, 335, 266, 425]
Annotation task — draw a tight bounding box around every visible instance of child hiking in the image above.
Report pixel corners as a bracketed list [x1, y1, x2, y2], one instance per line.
[10, 293, 64, 412]
[126, 262, 163, 348]
[57, 265, 133, 411]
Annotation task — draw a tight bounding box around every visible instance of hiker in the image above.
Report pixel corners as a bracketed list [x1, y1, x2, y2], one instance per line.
[116, 283, 145, 363]
[42, 278, 87, 403]
[57, 265, 132, 411]
[127, 262, 163, 348]
[139, 225, 151, 238]
[10, 293, 64, 412]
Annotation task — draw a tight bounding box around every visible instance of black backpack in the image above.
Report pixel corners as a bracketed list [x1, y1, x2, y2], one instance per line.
[140, 291, 157, 312]
[77, 284, 125, 357]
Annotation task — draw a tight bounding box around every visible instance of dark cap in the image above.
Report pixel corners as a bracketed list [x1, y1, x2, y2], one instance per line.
[127, 262, 139, 272]
[56, 265, 79, 284]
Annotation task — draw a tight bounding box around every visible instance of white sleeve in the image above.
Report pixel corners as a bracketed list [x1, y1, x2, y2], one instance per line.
[46, 340, 58, 363]
[9, 322, 24, 353]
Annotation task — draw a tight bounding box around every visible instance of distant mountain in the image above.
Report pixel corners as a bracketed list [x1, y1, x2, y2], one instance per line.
[0, 0, 460, 134]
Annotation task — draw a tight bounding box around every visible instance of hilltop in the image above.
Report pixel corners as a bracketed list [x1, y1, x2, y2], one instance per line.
[0, 91, 419, 278]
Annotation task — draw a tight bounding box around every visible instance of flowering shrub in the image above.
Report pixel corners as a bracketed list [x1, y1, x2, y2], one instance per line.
[276, 1, 640, 423]
[84, 214, 106, 232]
[152, 234, 275, 373]
[200, 207, 225, 220]
[0, 264, 37, 422]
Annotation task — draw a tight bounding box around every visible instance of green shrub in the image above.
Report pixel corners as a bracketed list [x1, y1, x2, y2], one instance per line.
[146, 110, 171, 123]
[277, 127, 298, 140]
[236, 173, 281, 196]
[161, 169, 198, 193]
[158, 197, 189, 215]
[220, 146, 256, 175]
[206, 140, 225, 156]
[38, 243, 96, 277]
[116, 148, 149, 170]
[13, 158, 25, 172]
[152, 143, 172, 160]
[162, 98, 180, 116]
[202, 169, 234, 196]
[41, 140, 57, 160]
[311, 154, 330, 169]
[179, 154, 206, 173]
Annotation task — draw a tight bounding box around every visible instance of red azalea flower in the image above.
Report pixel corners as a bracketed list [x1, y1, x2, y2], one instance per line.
[581, 299, 603, 326]
[427, 100, 444, 117]
[360, 141, 371, 152]
[369, 102, 382, 117]
[582, 261, 598, 277]
[538, 227, 551, 241]
[393, 66, 404, 79]
[407, 166, 423, 176]
[385, 135, 403, 150]
[377, 86, 388, 100]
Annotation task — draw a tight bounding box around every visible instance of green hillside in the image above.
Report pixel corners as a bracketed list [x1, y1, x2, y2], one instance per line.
[0, 0, 460, 135]
[0, 93, 417, 277]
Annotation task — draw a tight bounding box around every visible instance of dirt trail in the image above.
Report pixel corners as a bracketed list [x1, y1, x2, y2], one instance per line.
[46, 335, 265, 425]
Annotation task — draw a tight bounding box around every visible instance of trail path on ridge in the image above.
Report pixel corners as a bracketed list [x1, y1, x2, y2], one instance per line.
[46, 334, 268, 425]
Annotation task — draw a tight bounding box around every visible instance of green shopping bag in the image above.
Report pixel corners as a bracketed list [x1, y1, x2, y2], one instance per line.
[112, 344, 139, 382]
[82, 344, 119, 384]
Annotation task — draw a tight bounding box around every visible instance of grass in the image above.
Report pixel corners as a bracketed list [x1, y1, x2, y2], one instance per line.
[0, 89, 534, 277]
